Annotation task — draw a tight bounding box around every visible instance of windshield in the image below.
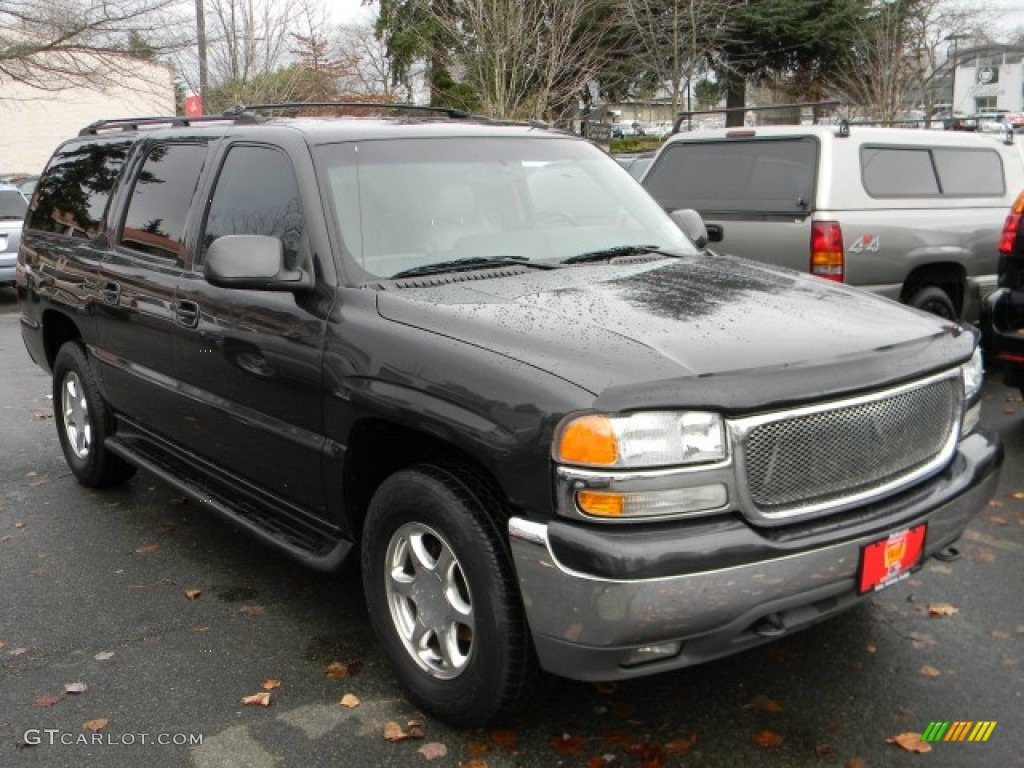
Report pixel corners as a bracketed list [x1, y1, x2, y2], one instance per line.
[317, 136, 695, 279]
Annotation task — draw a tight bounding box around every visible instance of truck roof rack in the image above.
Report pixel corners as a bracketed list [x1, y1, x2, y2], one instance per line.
[672, 100, 842, 134]
[230, 101, 474, 119]
[79, 113, 261, 136]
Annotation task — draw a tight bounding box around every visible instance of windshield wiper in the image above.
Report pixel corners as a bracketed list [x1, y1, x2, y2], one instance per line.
[561, 245, 678, 265]
[390, 256, 552, 280]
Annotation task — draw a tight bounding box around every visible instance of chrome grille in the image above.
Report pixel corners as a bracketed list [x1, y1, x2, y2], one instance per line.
[736, 375, 960, 521]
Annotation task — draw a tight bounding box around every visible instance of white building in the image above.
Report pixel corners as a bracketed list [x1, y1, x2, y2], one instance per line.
[952, 47, 1024, 115]
[0, 54, 175, 176]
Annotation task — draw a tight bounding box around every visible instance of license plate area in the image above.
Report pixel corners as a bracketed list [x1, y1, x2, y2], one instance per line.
[858, 525, 927, 594]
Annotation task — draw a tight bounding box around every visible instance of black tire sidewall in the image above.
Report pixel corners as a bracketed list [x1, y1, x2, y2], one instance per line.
[907, 286, 956, 320]
[361, 467, 522, 727]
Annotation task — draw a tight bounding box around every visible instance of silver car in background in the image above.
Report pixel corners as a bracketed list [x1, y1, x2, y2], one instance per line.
[0, 184, 27, 286]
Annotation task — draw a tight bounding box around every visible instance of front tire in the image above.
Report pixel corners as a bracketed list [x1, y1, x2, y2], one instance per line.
[361, 464, 537, 726]
[52, 342, 135, 487]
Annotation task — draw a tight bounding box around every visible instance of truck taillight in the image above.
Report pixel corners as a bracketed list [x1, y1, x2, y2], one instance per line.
[998, 191, 1024, 254]
[811, 221, 844, 282]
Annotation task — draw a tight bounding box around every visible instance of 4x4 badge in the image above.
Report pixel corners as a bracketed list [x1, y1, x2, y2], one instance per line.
[849, 234, 880, 253]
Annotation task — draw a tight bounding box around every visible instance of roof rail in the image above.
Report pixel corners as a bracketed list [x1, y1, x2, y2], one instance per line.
[230, 101, 473, 119]
[79, 113, 261, 136]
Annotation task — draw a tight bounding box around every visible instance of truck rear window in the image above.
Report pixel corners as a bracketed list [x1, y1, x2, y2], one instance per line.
[642, 138, 817, 215]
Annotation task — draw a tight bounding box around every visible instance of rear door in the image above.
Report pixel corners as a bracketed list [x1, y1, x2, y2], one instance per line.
[95, 140, 210, 443]
[642, 137, 818, 273]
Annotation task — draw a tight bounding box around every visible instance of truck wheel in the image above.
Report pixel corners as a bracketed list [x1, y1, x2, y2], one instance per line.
[907, 286, 956, 320]
[361, 464, 537, 726]
[52, 343, 136, 487]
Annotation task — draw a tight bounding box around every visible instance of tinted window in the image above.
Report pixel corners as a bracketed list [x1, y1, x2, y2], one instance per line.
[201, 145, 304, 268]
[0, 189, 27, 219]
[642, 138, 817, 214]
[27, 139, 130, 236]
[933, 148, 1004, 195]
[121, 143, 206, 262]
[861, 148, 939, 196]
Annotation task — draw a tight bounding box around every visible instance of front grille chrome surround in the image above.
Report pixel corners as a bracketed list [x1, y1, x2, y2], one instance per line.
[730, 371, 962, 525]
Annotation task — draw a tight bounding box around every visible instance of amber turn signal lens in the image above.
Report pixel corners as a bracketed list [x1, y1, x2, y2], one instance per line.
[557, 415, 618, 465]
[577, 490, 624, 517]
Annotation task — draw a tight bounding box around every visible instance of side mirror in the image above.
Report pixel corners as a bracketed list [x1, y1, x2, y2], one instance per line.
[670, 208, 718, 249]
[204, 234, 311, 292]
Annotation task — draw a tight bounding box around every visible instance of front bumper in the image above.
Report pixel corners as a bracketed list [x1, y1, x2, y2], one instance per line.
[509, 431, 1000, 681]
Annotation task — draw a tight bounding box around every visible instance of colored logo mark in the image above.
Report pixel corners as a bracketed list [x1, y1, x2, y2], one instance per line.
[921, 721, 997, 742]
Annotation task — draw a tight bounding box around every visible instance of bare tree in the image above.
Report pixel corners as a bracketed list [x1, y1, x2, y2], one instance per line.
[0, 0, 188, 92]
[619, 0, 728, 115]
[335, 21, 416, 100]
[418, 0, 609, 120]
[203, 0, 294, 84]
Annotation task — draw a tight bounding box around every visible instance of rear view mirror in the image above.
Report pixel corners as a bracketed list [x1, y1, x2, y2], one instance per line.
[204, 234, 311, 291]
[670, 209, 721, 249]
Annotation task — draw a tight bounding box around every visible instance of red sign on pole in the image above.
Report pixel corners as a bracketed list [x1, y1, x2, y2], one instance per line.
[185, 96, 203, 117]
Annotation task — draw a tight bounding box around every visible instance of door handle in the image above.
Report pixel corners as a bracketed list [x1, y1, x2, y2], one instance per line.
[102, 282, 120, 305]
[175, 299, 200, 328]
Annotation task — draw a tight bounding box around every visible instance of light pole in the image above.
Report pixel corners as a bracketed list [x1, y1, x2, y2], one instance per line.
[946, 33, 968, 115]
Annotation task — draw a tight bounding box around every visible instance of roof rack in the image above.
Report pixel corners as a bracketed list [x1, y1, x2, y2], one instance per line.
[79, 113, 262, 136]
[672, 100, 841, 133]
[229, 101, 473, 119]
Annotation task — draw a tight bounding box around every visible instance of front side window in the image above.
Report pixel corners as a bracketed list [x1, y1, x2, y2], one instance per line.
[27, 139, 130, 237]
[319, 137, 694, 279]
[120, 143, 206, 262]
[201, 145, 305, 269]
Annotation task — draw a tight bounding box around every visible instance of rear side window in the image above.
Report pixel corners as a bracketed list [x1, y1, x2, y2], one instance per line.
[642, 138, 817, 215]
[0, 189, 27, 219]
[120, 143, 206, 262]
[861, 146, 1004, 197]
[27, 139, 131, 237]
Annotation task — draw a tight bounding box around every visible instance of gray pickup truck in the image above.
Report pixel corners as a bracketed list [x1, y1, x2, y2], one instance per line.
[642, 125, 1024, 321]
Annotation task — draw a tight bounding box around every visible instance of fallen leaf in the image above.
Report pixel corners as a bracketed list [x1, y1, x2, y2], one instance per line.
[324, 660, 363, 679]
[94, 651, 114, 661]
[975, 548, 997, 563]
[184, 589, 202, 600]
[989, 499, 1004, 507]
[239, 606, 266, 617]
[887, 732, 931, 753]
[14, 522, 25, 529]
[261, 679, 281, 690]
[240, 692, 271, 707]
[909, 632, 936, 648]
[8, 647, 28, 656]
[31, 410, 53, 421]
[135, 543, 160, 554]
[1, 535, 12, 542]
[1012, 492, 1024, 499]
[866, 643, 878, 654]
[746, 694, 784, 713]
[927, 602, 958, 617]
[193, 626, 210, 634]
[491, 730, 518, 749]
[1004, 657, 1019, 666]
[1016, 625, 1024, 634]
[384, 721, 408, 742]
[83, 719, 108, 733]
[992, 629, 1010, 640]
[815, 743, 834, 758]
[988, 516, 1008, 526]
[0, 641, 5, 649]
[593, 682, 617, 695]
[919, 665, 941, 678]
[169, 495, 188, 505]
[751, 729, 784, 748]
[32, 694, 63, 708]
[64, 682, 88, 694]
[551, 733, 588, 755]
[845, 759, 868, 768]
[339, 693, 360, 708]
[418, 742, 447, 761]
[468, 742, 491, 758]
[663, 734, 696, 756]
[406, 720, 425, 740]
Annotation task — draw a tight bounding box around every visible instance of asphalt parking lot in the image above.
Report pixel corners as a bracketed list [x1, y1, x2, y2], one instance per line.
[1, 289, 1022, 768]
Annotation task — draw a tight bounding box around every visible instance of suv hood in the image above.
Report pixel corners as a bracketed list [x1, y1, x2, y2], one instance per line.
[376, 255, 974, 412]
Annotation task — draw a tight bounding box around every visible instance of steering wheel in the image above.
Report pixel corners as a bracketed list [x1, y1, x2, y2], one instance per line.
[525, 209, 579, 228]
